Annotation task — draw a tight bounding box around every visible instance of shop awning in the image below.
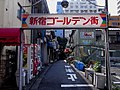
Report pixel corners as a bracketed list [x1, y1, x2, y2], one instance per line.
[0, 28, 20, 45]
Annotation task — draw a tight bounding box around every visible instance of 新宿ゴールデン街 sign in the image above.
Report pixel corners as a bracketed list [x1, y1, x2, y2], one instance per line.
[22, 14, 106, 29]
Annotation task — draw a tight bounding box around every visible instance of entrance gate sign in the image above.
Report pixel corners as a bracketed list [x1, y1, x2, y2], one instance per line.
[22, 14, 106, 29]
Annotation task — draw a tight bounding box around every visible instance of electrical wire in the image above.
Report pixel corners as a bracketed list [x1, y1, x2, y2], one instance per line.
[86, 0, 105, 7]
[22, 0, 42, 7]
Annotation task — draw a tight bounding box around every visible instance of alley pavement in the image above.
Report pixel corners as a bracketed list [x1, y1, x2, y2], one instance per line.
[28, 60, 99, 90]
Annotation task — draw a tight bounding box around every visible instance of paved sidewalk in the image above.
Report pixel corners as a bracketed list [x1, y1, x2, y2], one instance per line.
[24, 64, 53, 90]
[71, 64, 100, 90]
[71, 64, 90, 84]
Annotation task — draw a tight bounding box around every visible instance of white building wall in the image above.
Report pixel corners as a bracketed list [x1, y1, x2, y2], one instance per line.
[0, 0, 31, 44]
[117, 0, 120, 15]
[2, 0, 31, 28]
[0, 0, 4, 27]
[64, 0, 102, 14]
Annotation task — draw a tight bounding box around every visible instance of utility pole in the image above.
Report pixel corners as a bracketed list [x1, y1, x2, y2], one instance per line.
[19, 29, 24, 90]
[105, 0, 112, 90]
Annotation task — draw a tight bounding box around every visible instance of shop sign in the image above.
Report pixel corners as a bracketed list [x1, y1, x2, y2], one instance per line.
[80, 32, 94, 39]
[23, 45, 28, 68]
[22, 14, 106, 29]
[80, 29, 96, 45]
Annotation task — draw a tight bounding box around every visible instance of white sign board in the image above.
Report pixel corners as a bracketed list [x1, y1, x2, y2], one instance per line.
[22, 14, 106, 29]
[80, 32, 94, 39]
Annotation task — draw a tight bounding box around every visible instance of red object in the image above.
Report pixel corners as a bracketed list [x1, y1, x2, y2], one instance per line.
[33, 58, 40, 75]
[64, 48, 70, 53]
[0, 28, 20, 45]
[33, 60, 38, 75]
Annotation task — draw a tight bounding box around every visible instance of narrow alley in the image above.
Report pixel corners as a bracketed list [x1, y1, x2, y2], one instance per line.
[30, 60, 95, 90]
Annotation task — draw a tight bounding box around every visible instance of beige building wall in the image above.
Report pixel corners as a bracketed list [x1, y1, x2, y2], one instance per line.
[2, 0, 31, 28]
[0, 0, 31, 44]
[0, 0, 5, 27]
[109, 16, 120, 28]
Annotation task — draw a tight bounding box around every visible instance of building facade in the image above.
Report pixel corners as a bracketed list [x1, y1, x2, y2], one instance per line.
[64, 0, 103, 14]
[0, 0, 32, 89]
[63, 0, 104, 42]
[69, 14, 120, 67]
[55, 1, 64, 38]
[63, 0, 103, 57]
[117, 0, 120, 15]
[108, 16, 120, 50]
[0, 0, 50, 89]
[109, 16, 120, 28]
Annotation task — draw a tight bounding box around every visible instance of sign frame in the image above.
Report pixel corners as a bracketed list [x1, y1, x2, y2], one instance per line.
[22, 13, 107, 29]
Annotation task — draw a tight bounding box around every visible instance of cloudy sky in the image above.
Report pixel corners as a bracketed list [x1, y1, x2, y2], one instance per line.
[47, 0, 117, 15]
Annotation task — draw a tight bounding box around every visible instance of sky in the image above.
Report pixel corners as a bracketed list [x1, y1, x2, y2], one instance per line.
[47, 0, 118, 15]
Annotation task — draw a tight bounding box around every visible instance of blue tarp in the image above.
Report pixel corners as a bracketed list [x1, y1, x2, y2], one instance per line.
[75, 61, 84, 71]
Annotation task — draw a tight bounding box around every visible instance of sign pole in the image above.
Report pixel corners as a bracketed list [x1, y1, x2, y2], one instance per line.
[105, 0, 112, 90]
[19, 28, 24, 90]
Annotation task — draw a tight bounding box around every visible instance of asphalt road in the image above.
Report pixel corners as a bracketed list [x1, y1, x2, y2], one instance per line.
[38, 60, 95, 90]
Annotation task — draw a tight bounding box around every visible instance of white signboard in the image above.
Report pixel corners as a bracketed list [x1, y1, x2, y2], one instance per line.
[80, 32, 94, 39]
[22, 14, 106, 29]
[79, 29, 96, 45]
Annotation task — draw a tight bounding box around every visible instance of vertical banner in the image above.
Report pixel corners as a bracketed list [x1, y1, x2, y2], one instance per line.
[23, 45, 28, 68]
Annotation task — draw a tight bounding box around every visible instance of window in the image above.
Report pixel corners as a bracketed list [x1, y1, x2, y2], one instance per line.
[70, 5, 73, 8]
[85, 5, 87, 8]
[90, 6, 92, 8]
[80, 6, 83, 8]
[109, 36, 116, 43]
[89, 10, 93, 13]
[94, 6, 96, 8]
[76, 2, 78, 4]
[81, 10, 84, 13]
[75, 10, 79, 13]
[112, 22, 118, 25]
[75, 5, 78, 8]
[65, 10, 69, 12]
[84, 10, 87, 13]
[110, 52, 113, 57]
[110, 18, 119, 21]
[94, 10, 97, 13]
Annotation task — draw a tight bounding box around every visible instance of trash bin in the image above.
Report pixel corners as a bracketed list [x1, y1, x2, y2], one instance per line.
[95, 73, 106, 89]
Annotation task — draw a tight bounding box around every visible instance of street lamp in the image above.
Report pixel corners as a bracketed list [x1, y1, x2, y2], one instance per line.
[61, 0, 69, 8]
[61, 0, 69, 38]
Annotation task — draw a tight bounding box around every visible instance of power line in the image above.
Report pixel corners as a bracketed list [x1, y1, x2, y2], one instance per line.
[22, 0, 42, 7]
[86, 0, 105, 7]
